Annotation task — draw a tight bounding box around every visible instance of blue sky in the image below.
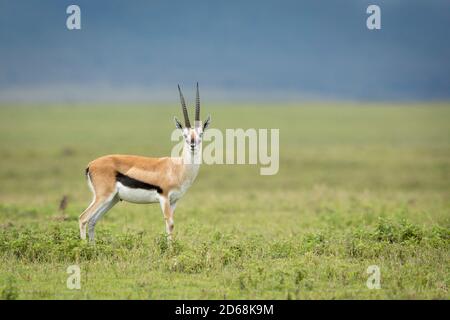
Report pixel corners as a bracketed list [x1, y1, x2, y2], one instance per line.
[0, 0, 449, 102]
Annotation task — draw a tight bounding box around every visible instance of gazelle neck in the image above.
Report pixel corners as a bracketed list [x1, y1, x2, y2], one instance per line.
[181, 143, 201, 181]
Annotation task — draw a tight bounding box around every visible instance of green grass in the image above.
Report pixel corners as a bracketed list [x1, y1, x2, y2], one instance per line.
[0, 103, 449, 299]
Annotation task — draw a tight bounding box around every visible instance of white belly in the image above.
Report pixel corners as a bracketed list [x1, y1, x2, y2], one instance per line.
[116, 182, 161, 204]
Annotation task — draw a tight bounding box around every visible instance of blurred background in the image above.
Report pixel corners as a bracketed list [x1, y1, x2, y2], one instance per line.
[0, 1, 449, 299]
[1, 0, 449, 103]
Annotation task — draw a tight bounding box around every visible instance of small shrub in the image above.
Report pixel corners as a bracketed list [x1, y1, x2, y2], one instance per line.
[269, 240, 294, 258]
[372, 218, 424, 244]
[155, 233, 169, 254]
[0, 224, 148, 262]
[294, 268, 307, 285]
[429, 226, 450, 241]
[301, 232, 328, 255]
[169, 252, 205, 273]
[373, 218, 398, 243]
[398, 220, 422, 243]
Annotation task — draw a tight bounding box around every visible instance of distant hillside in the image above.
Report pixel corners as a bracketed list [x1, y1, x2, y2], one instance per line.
[0, 0, 449, 102]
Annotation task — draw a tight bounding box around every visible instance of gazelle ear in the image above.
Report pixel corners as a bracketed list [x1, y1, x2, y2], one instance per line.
[174, 116, 183, 130]
[203, 114, 211, 131]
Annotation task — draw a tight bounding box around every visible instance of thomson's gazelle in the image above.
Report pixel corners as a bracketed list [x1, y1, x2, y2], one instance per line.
[79, 84, 211, 241]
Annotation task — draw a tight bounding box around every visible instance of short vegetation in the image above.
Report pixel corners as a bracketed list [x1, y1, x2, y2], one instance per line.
[0, 104, 448, 299]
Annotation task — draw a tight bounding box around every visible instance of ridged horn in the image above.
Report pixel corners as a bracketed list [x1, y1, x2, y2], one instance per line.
[178, 84, 191, 128]
[195, 82, 200, 126]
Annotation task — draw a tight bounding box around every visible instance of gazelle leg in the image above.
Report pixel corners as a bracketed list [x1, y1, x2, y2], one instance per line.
[87, 194, 118, 242]
[159, 196, 174, 240]
[80, 169, 118, 242]
[79, 172, 98, 239]
[169, 201, 177, 237]
[170, 201, 177, 215]
[79, 198, 100, 240]
[79, 195, 111, 240]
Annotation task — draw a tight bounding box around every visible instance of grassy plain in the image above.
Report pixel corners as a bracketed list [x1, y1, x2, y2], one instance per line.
[0, 103, 449, 299]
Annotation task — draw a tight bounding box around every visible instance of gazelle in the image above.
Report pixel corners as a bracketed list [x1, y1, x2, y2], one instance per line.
[79, 83, 211, 242]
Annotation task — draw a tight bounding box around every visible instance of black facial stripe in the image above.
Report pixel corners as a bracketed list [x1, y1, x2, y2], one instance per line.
[116, 172, 163, 194]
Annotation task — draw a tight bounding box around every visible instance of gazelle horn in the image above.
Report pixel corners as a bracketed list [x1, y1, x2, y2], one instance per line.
[178, 84, 191, 128]
[195, 82, 200, 127]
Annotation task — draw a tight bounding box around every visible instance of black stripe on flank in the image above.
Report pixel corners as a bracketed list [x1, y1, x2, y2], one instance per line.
[116, 172, 163, 194]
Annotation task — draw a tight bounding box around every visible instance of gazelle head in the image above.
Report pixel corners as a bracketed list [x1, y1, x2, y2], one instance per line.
[174, 83, 211, 153]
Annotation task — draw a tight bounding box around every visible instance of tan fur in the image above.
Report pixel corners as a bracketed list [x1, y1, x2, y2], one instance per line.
[78, 154, 188, 241]
[88, 155, 187, 197]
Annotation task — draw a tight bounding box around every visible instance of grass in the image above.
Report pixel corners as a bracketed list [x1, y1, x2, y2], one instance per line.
[0, 103, 449, 299]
